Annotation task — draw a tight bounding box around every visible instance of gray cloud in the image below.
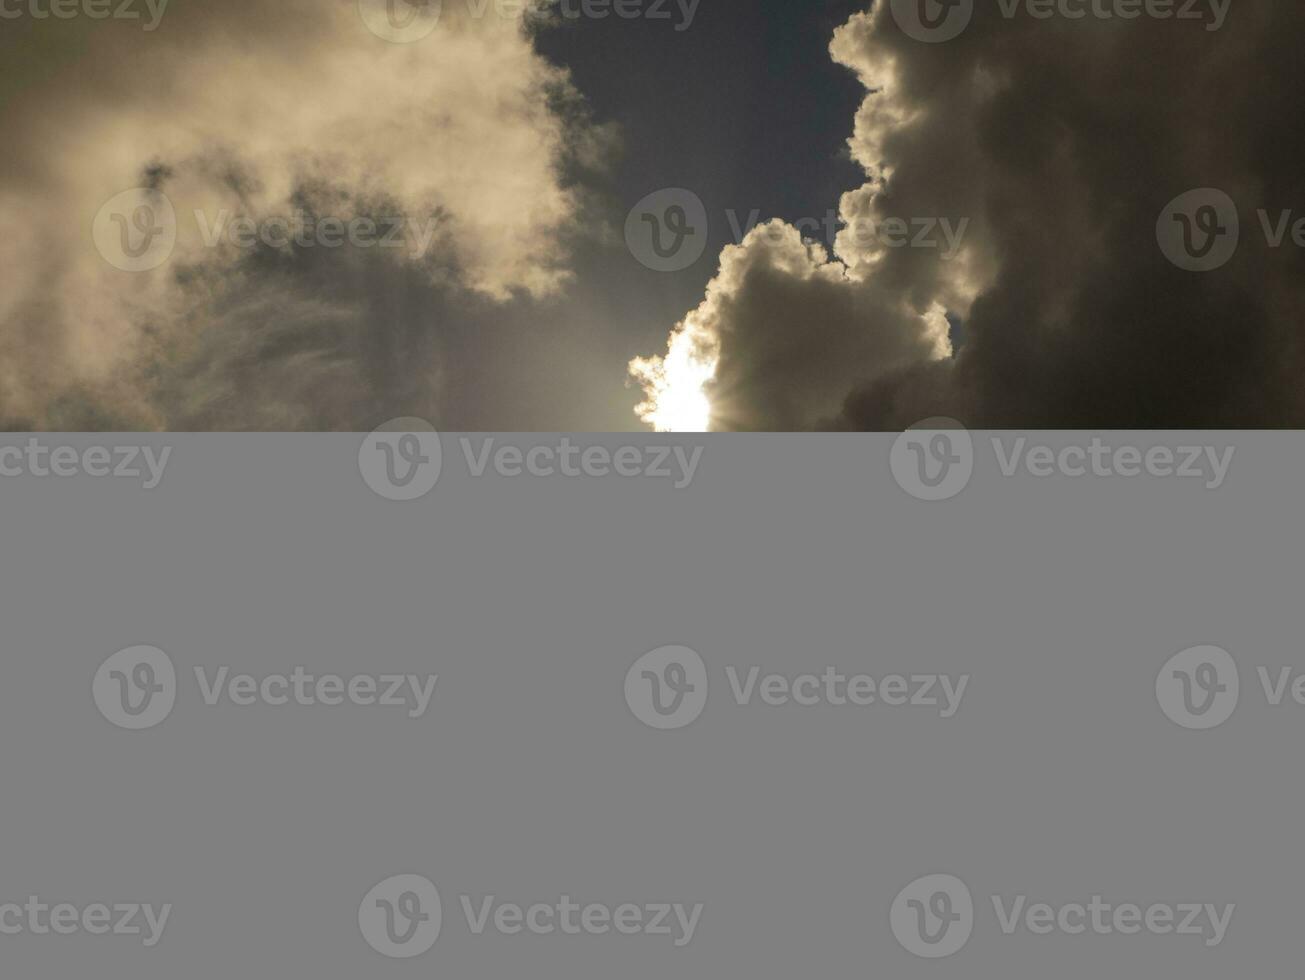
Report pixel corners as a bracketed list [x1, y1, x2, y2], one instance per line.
[0, 0, 607, 429]
[633, 1, 1305, 430]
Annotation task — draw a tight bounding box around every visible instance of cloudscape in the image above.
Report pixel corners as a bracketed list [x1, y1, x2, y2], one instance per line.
[1, 0, 1299, 431]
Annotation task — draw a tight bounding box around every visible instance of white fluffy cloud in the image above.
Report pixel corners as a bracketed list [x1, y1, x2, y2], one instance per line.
[631, 5, 974, 431]
[632, 217, 953, 431]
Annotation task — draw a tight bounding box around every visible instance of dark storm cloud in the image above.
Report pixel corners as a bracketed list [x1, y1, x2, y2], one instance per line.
[634, 0, 1305, 430]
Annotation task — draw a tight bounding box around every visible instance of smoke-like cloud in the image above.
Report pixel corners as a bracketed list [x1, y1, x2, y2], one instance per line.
[632, 0, 1305, 430]
[0, 0, 607, 429]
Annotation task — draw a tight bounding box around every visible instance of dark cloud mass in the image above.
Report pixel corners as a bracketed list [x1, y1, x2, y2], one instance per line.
[647, 1, 1305, 430]
[2, 0, 1302, 430]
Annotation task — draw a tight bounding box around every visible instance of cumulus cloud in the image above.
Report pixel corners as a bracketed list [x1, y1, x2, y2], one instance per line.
[632, 0, 1305, 430]
[0, 0, 604, 429]
[632, 219, 952, 431]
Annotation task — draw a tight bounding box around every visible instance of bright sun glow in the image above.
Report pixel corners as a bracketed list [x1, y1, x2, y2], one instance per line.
[628, 318, 718, 432]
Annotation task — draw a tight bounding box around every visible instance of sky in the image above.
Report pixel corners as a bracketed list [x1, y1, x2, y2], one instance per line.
[1, 0, 1301, 430]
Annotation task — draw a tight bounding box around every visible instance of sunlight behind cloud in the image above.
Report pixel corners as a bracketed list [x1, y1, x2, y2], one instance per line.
[628, 316, 718, 432]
